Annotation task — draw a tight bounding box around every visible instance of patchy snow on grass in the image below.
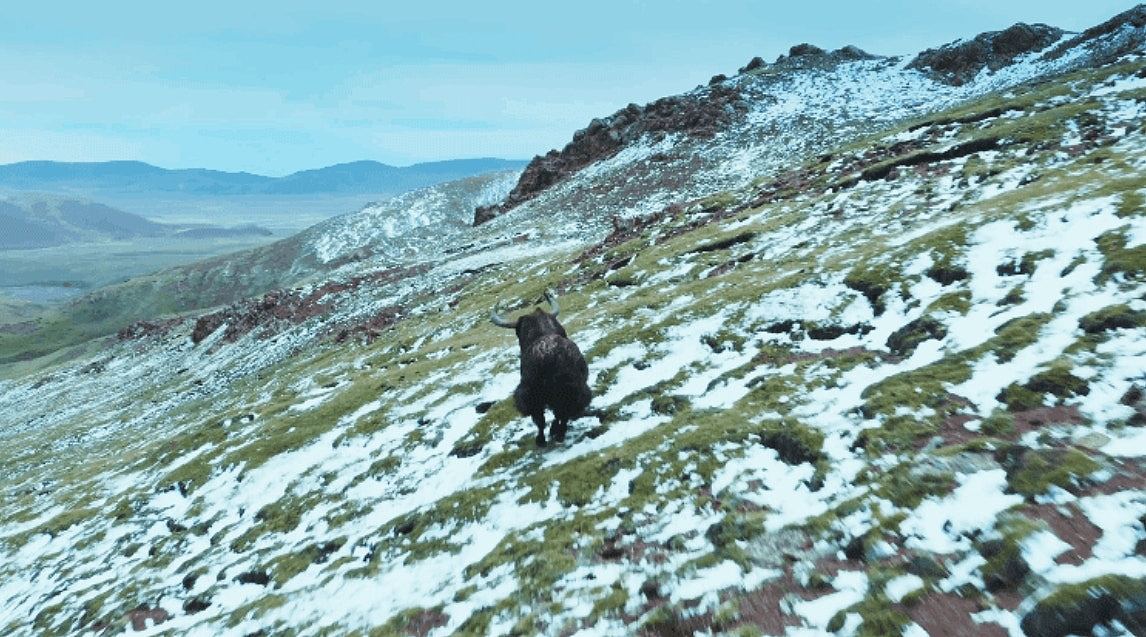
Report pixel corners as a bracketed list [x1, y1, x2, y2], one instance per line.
[885, 573, 924, 603]
[711, 445, 839, 532]
[1022, 530, 1074, 575]
[790, 570, 868, 630]
[900, 470, 1023, 554]
[597, 310, 733, 405]
[671, 561, 779, 603]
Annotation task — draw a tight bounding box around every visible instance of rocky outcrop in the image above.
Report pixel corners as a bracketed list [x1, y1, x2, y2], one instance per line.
[1045, 4, 1146, 61]
[474, 84, 747, 224]
[190, 288, 331, 345]
[188, 266, 420, 345]
[908, 23, 1064, 85]
[772, 44, 878, 68]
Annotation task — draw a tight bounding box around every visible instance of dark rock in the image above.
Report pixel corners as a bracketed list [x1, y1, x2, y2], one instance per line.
[886, 316, 948, 356]
[759, 430, 821, 465]
[165, 519, 188, 534]
[450, 441, 484, 458]
[764, 320, 798, 334]
[599, 540, 625, 560]
[312, 540, 343, 564]
[843, 535, 867, 561]
[834, 45, 876, 60]
[182, 572, 198, 590]
[474, 401, 495, 414]
[925, 263, 970, 285]
[806, 322, 873, 341]
[709, 73, 728, 85]
[979, 538, 1030, 591]
[183, 597, 211, 614]
[640, 579, 663, 600]
[234, 570, 270, 586]
[394, 518, 417, 536]
[909, 23, 1064, 85]
[739, 56, 767, 73]
[789, 43, 826, 57]
[1020, 576, 1146, 637]
[1122, 385, 1143, 407]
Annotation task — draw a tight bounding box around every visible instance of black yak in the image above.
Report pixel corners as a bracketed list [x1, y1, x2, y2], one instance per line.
[491, 291, 591, 446]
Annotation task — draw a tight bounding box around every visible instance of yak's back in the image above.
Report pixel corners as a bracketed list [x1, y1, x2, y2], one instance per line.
[521, 333, 591, 419]
[522, 334, 588, 380]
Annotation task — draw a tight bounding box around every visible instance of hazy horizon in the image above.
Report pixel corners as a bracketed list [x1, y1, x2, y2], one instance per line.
[0, 156, 529, 177]
[0, 0, 1139, 175]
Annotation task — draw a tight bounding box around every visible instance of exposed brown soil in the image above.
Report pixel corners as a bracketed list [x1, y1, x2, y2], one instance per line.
[905, 592, 1004, 636]
[1011, 405, 1085, 433]
[1022, 502, 1102, 565]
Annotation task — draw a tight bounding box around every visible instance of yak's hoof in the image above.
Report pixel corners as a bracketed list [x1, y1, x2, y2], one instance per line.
[552, 424, 566, 443]
[535, 434, 547, 447]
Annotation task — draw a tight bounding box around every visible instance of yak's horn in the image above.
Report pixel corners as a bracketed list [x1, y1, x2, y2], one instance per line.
[490, 303, 517, 329]
[544, 290, 560, 317]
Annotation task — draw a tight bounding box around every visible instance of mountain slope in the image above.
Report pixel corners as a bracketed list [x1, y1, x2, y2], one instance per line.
[1, 13, 1145, 637]
[0, 195, 271, 249]
[475, 5, 1146, 233]
[0, 158, 527, 197]
[0, 196, 168, 248]
[0, 172, 518, 367]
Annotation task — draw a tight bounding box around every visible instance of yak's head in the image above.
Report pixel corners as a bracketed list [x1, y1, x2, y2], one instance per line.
[491, 291, 567, 349]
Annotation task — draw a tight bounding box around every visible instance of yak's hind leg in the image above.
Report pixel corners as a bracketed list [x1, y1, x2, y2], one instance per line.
[515, 382, 549, 446]
[551, 418, 567, 443]
[531, 412, 548, 446]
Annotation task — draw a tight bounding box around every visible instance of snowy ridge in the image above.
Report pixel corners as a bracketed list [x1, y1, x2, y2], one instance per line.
[309, 171, 519, 266]
[478, 14, 1145, 239]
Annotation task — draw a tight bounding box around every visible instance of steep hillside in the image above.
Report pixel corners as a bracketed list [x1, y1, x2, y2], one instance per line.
[0, 41, 1144, 637]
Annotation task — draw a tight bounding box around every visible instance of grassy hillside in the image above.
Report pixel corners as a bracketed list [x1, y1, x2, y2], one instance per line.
[0, 60, 1144, 637]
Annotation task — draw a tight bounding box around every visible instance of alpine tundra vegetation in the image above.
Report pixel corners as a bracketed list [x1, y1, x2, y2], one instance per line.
[2, 6, 1146, 637]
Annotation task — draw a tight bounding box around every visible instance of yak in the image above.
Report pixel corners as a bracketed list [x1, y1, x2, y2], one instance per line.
[491, 291, 591, 446]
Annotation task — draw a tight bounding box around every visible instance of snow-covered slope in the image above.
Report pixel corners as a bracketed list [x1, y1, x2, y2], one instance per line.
[476, 6, 1146, 236]
[2, 14, 1146, 637]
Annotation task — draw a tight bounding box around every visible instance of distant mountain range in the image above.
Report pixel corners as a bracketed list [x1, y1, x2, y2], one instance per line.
[0, 194, 271, 249]
[0, 158, 527, 197]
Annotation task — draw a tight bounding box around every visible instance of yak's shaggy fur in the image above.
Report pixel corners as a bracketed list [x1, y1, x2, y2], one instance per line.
[494, 300, 591, 446]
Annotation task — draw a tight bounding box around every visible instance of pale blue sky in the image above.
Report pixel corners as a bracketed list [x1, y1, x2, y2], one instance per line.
[0, 1, 1137, 175]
